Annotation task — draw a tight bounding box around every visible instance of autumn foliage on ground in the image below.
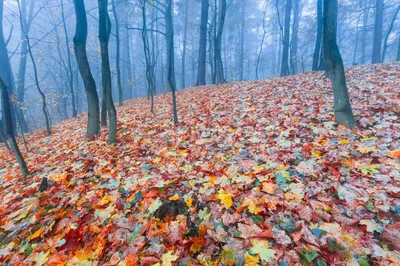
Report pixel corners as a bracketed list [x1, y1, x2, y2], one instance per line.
[1, 63, 400, 265]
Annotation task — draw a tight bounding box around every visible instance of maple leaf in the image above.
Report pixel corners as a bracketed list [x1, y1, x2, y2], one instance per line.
[248, 240, 274, 262]
[169, 194, 180, 201]
[33, 251, 50, 266]
[158, 251, 179, 266]
[216, 190, 233, 209]
[29, 227, 45, 241]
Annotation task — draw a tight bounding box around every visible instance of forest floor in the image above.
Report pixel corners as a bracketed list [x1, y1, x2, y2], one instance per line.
[0, 63, 400, 265]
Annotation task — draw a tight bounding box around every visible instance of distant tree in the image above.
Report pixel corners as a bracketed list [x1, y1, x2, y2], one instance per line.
[398, 33, 400, 61]
[256, 3, 268, 80]
[72, 0, 100, 138]
[15, 0, 34, 133]
[165, 0, 179, 124]
[0, 78, 29, 178]
[60, 0, 77, 117]
[382, 4, 400, 62]
[215, 0, 227, 84]
[196, 0, 209, 86]
[111, 0, 123, 106]
[280, 0, 292, 77]
[323, 0, 355, 128]
[312, 0, 323, 71]
[239, 0, 245, 81]
[360, 0, 371, 64]
[372, 0, 384, 63]
[17, 0, 51, 136]
[98, 0, 117, 144]
[181, 0, 189, 89]
[291, 0, 301, 75]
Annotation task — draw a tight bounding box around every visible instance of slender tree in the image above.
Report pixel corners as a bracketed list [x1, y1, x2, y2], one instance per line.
[397, 33, 400, 61]
[165, 0, 179, 124]
[196, 0, 209, 86]
[215, 0, 227, 84]
[382, 4, 400, 62]
[312, 0, 323, 71]
[291, 0, 300, 75]
[239, 0, 245, 81]
[372, 0, 384, 63]
[323, 0, 355, 128]
[60, 0, 77, 117]
[360, 0, 370, 64]
[256, 3, 268, 80]
[98, 0, 117, 144]
[280, 0, 292, 77]
[181, 0, 188, 89]
[72, 0, 100, 138]
[111, 0, 123, 106]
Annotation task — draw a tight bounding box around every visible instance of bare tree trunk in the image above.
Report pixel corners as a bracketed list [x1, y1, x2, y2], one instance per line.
[61, 0, 77, 117]
[280, 0, 292, 77]
[382, 5, 400, 62]
[0, 77, 29, 178]
[196, 0, 209, 86]
[98, 0, 117, 144]
[397, 33, 400, 61]
[323, 0, 355, 128]
[372, 0, 384, 64]
[256, 4, 268, 80]
[312, 0, 323, 71]
[15, 0, 34, 133]
[215, 0, 227, 84]
[239, 0, 245, 81]
[111, 0, 123, 106]
[360, 0, 370, 64]
[73, 0, 100, 138]
[181, 0, 188, 89]
[17, 1, 51, 136]
[165, 0, 179, 124]
[353, 16, 360, 65]
[291, 0, 300, 74]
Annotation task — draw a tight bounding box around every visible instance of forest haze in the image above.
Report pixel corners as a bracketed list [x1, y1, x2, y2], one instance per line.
[0, 0, 400, 265]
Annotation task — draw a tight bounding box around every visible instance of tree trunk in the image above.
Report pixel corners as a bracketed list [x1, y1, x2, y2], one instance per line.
[61, 0, 77, 117]
[397, 33, 400, 61]
[181, 0, 188, 89]
[165, 0, 179, 124]
[0, 77, 29, 178]
[111, 0, 123, 106]
[291, 0, 300, 74]
[98, 0, 117, 144]
[239, 0, 245, 81]
[360, 0, 370, 64]
[382, 5, 400, 62]
[312, 0, 323, 71]
[372, 0, 384, 64]
[256, 3, 268, 80]
[215, 0, 227, 84]
[196, 0, 209, 86]
[15, 0, 34, 133]
[280, 0, 292, 77]
[73, 0, 100, 138]
[323, 0, 355, 128]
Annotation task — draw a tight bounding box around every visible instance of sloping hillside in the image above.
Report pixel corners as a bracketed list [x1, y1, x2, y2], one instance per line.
[0, 63, 399, 265]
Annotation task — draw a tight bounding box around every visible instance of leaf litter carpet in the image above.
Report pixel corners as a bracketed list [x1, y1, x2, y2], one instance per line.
[0, 63, 399, 265]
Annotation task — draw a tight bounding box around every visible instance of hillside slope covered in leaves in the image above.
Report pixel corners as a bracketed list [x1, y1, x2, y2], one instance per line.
[0, 63, 400, 265]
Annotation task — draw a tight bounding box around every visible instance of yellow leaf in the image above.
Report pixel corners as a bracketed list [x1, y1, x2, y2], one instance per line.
[228, 127, 235, 133]
[190, 243, 202, 253]
[216, 190, 233, 209]
[50, 173, 68, 182]
[339, 139, 349, 145]
[29, 227, 45, 241]
[169, 194, 180, 201]
[311, 149, 321, 157]
[101, 195, 114, 205]
[244, 252, 260, 266]
[185, 196, 193, 208]
[243, 198, 261, 214]
[160, 251, 179, 266]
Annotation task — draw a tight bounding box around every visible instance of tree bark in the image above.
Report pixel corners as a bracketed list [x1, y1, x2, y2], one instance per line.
[323, 0, 355, 128]
[98, 0, 117, 144]
[256, 3, 268, 80]
[0, 77, 29, 178]
[280, 0, 292, 77]
[360, 0, 370, 64]
[111, 0, 123, 106]
[312, 0, 323, 71]
[397, 33, 400, 61]
[196, 0, 209, 86]
[72, 0, 100, 138]
[165, 0, 179, 124]
[372, 0, 384, 64]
